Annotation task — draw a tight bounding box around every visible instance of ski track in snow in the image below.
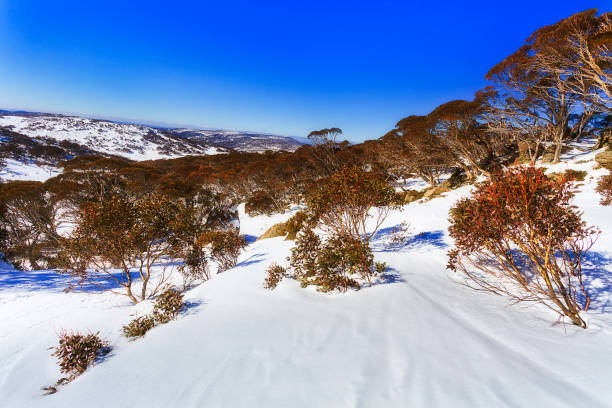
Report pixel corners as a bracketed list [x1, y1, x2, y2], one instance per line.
[1, 142, 612, 407]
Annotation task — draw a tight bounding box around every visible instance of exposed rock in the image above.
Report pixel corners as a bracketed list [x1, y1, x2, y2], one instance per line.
[403, 189, 425, 203]
[257, 222, 288, 241]
[595, 150, 612, 169]
[423, 182, 451, 199]
[541, 151, 556, 164]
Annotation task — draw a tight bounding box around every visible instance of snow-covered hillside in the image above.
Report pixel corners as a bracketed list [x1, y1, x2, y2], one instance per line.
[0, 111, 303, 163]
[1, 144, 612, 407]
[0, 113, 227, 161]
[174, 128, 303, 153]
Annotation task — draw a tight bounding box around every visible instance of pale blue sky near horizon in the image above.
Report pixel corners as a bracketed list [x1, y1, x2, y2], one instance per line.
[0, 1, 609, 141]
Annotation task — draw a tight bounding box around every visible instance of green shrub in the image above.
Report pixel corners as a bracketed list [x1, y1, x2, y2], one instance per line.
[290, 230, 380, 292]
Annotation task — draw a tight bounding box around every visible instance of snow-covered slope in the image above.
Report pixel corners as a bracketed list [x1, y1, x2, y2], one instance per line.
[174, 128, 303, 153]
[0, 113, 227, 161]
[0, 111, 302, 163]
[1, 143, 612, 407]
[0, 158, 61, 182]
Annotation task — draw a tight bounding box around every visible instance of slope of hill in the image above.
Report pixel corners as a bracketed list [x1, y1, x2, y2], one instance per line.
[0, 111, 303, 163]
[173, 129, 303, 153]
[0, 142, 611, 407]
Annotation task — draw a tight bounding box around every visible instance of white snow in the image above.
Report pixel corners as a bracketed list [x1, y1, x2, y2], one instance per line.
[0, 158, 61, 182]
[0, 114, 226, 161]
[1, 142, 612, 407]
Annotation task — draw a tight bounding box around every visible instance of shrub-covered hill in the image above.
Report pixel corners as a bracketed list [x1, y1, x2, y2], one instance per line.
[1, 143, 612, 407]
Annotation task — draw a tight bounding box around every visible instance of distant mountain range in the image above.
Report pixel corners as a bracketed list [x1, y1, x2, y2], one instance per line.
[0, 110, 303, 163]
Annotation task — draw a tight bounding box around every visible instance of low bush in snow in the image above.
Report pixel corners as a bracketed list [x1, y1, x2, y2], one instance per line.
[178, 247, 210, 290]
[122, 315, 157, 339]
[57, 193, 187, 304]
[596, 173, 612, 205]
[263, 263, 288, 290]
[289, 229, 381, 292]
[152, 287, 184, 324]
[123, 287, 184, 339]
[306, 166, 400, 246]
[51, 331, 109, 381]
[198, 227, 248, 273]
[448, 167, 599, 328]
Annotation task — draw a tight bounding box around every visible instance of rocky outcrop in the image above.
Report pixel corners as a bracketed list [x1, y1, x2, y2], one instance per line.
[257, 222, 288, 241]
[595, 150, 612, 169]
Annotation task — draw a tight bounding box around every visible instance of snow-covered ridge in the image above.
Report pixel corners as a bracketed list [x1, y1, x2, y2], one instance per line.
[0, 111, 302, 162]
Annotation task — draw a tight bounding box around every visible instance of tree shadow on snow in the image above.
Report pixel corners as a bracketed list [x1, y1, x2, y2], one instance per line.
[372, 228, 448, 253]
[244, 234, 258, 244]
[235, 253, 266, 268]
[181, 299, 206, 316]
[579, 251, 612, 314]
[371, 266, 405, 286]
[0, 268, 155, 293]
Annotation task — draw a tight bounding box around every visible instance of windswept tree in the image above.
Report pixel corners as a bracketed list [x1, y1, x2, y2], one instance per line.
[58, 193, 188, 303]
[379, 115, 450, 187]
[0, 181, 62, 269]
[485, 12, 599, 163]
[484, 89, 550, 164]
[427, 90, 502, 179]
[538, 10, 612, 111]
[307, 127, 344, 176]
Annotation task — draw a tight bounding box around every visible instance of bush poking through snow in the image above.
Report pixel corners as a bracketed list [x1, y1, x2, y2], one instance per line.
[178, 247, 210, 290]
[51, 331, 109, 381]
[306, 166, 400, 246]
[596, 173, 612, 205]
[448, 167, 599, 328]
[122, 315, 157, 339]
[152, 287, 184, 324]
[263, 263, 288, 290]
[290, 230, 380, 292]
[284, 210, 307, 240]
[198, 227, 248, 273]
[123, 288, 184, 339]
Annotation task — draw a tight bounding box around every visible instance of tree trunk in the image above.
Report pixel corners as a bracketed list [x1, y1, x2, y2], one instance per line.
[125, 285, 139, 304]
[553, 138, 563, 164]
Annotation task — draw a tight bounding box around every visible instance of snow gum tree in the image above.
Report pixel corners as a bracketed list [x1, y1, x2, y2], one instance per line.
[58, 193, 187, 303]
[285, 166, 398, 292]
[306, 165, 400, 246]
[448, 167, 599, 328]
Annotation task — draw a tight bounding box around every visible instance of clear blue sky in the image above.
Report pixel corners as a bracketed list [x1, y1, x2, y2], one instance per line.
[0, 1, 608, 141]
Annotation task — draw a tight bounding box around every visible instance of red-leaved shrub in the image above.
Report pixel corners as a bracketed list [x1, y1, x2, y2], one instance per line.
[448, 167, 599, 328]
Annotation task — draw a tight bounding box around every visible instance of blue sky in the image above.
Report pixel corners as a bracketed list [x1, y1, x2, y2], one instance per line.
[0, 1, 608, 141]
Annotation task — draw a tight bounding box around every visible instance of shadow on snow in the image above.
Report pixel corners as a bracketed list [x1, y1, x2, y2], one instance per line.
[372, 227, 448, 252]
